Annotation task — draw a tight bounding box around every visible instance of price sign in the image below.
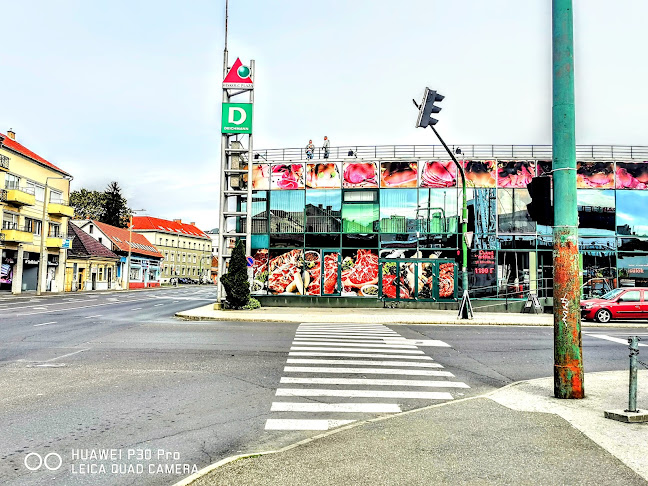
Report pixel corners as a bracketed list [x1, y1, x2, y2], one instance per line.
[470, 250, 496, 293]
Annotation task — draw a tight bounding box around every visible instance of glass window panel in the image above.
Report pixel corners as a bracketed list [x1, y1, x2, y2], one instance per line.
[342, 233, 378, 248]
[323, 251, 340, 295]
[497, 189, 536, 233]
[251, 234, 269, 249]
[267, 249, 303, 294]
[251, 164, 270, 190]
[303, 250, 321, 296]
[342, 203, 378, 233]
[577, 190, 615, 235]
[418, 234, 457, 249]
[497, 251, 530, 298]
[271, 164, 304, 190]
[616, 191, 648, 236]
[418, 188, 458, 234]
[497, 161, 535, 188]
[270, 191, 304, 233]
[380, 234, 418, 249]
[467, 188, 496, 234]
[306, 163, 341, 189]
[618, 253, 648, 287]
[420, 160, 457, 188]
[343, 190, 378, 202]
[305, 233, 340, 248]
[380, 189, 417, 233]
[270, 234, 304, 248]
[251, 191, 268, 234]
[305, 190, 341, 232]
[618, 237, 648, 252]
[342, 162, 378, 188]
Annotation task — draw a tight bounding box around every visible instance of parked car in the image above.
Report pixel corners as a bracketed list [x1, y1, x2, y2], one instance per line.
[580, 287, 648, 323]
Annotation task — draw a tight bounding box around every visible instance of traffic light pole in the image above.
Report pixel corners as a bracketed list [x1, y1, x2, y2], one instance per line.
[429, 126, 468, 297]
[552, 0, 584, 399]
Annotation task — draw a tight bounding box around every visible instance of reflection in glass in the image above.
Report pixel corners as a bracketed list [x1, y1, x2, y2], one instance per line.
[577, 189, 615, 234]
[467, 189, 497, 235]
[322, 251, 340, 295]
[616, 191, 648, 236]
[380, 189, 417, 232]
[306, 190, 341, 232]
[618, 253, 648, 287]
[270, 191, 304, 233]
[418, 189, 458, 233]
[498, 251, 530, 298]
[497, 189, 536, 233]
[250, 191, 268, 233]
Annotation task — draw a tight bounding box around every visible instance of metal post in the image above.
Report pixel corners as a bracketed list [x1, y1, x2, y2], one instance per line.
[552, 0, 584, 399]
[627, 336, 640, 413]
[35, 183, 50, 296]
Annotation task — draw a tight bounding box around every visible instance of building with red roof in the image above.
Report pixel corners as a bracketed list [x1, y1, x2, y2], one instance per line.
[72, 220, 163, 289]
[131, 216, 212, 283]
[65, 223, 120, 291]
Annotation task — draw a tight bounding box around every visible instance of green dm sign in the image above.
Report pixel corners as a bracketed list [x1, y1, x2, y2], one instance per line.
[221, 103, 253, 134]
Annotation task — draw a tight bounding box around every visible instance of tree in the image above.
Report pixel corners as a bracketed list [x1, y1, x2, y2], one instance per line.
[220, 240, 250, 309]
[102, 181, 131, 228]
[70, 188, 105, 220]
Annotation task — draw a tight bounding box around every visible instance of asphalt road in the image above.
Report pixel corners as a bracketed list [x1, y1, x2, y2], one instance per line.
[0, 289, 645, 486]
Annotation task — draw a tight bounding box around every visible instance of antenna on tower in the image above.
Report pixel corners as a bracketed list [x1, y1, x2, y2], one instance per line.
[223, 0, 229, 77]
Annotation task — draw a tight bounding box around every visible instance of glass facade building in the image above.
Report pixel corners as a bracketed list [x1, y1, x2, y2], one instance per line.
[240, 149, 648, 302]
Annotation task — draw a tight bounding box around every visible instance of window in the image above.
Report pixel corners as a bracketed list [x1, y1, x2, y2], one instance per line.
[306, 190, 341, 232]
[497, 189, 535, 234]
[418, 188, 459, 234]
[49, 190, 63, 204]
[98, 266, 104, 281]
[380, 189, 417, 233]
[342, 190, 378, 233]
[577, 190, 615, 235]
[49, 223, 61, 237]
[98, 237, 103, 244]
[89, 225, 94, 234]
[4, 173, 20, 190]
[165, 252, 169, 260]
[25, 181, 45, 201]
[270, 191, 305, 233]
[193, 255, 197, 264]
[171, 253, 174, 262]
[619, 290, 641, 302]
[25, 218, 42, 235]
[183, 253, 186, 262]
[165, 238, 169, 246]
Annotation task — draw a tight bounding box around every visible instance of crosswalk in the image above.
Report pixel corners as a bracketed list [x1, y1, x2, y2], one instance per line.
[265, 322, 470, 431]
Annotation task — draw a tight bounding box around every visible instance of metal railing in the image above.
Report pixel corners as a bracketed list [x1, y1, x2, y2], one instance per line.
[49, 195, 70, 205]
[0, 154, 9, 170]
[0, 188, 6, 202]
[254, 144, 648, 162]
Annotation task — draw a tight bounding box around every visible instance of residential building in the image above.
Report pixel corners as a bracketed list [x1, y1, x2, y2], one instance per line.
[131, 217, 212, 283]
[0, 129, 74, 293]
[73, 220, 163, 289]
[65, 223, 120, 291]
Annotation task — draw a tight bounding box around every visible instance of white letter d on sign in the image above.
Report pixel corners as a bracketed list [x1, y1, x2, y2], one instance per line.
[228, 107, 247, 125]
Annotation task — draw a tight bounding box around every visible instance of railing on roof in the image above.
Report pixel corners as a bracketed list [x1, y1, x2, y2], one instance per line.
[253, 144, 648, 162]
[0, 154, 9, 170]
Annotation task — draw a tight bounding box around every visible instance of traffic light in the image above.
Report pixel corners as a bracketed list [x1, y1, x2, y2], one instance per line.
[526, 176, 553, 227]
[415, 88, 445, 128]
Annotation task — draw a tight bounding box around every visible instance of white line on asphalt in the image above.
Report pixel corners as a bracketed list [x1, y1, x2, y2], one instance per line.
[270, 402, 402, 413]
[284, 367, 454, 377]
[288, 352, 433, 360]
[154, 304, 164, 307]
[582, 332, 647, 347]
[293, 338, 406, 344]
[84, 315, 102, 319]
[264, 419, 356, 430]
[289, 342, 418, 349]
[297, 327, 390, 331]
[173, 301, 179, 303]
[383, 339, 451, 347]
[33, 321, 57, 327]
[290, 347, 424, 354]
[276, 389, 454, 400]
[10, 297, 159, 317]
[280, 377, 469, 388]
[131, 308, 142, 311]
[295, 333, 400, 338]
[286, 359, 441, 368]
[44, 348, 91, 362]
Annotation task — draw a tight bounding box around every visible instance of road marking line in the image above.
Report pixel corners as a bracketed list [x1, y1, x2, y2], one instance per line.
[284, 367, 454, 377]
[383, 339, 451, 347]
[131, 308, 143, 311]
[45, 348, 91, 362]
[34, 321, 57, 327]
[265, 419, 355, 430]
[582, 332, 647, 347]
[290, 347, 424, 354]
[84, 315, 102, 319]
[297, 327, 390, 331]
[289, 342, 418, 349]
[288, 352, 433, 360]
[270, 402, 402, 413]
[293, 338, 405, 344]
[276, 389, 454, 400]
[154, 304, 164, 307]
[286, 359, 441, 368]
[280, 377, 469, 388]
[295, 333, 399, 338]
[9, 297, 158, 317]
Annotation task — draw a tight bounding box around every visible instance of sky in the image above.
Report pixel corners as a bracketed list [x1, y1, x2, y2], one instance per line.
[1, 0, 647, 231]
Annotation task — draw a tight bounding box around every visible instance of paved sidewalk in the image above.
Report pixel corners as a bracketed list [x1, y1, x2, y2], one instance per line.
[180, 370, 648, 486]
[176, 304, 647, 327]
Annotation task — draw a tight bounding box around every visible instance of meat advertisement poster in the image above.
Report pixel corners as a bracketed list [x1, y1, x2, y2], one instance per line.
[342, 162, 378, 188]
[470, 250, 496, 293]
[420, 160, 457, 188]
[271, 164, 304, 190]
[306, 163, 341, 189]
[463, 160, 496, 187]
[380, 162, 418, 188]
[251, 249, 269, 294]
[251, 164, 270, 190]
[381, 261, 415, 299]
[497, 161, 535, 188]
[267, 249, 304, 294]
[616, 161, 648, 189]
[576, 162, 614, 189]
[302, 250, 340, 295]
[341, 249, 378, 296]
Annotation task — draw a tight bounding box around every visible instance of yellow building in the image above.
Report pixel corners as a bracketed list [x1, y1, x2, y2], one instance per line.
[0, 129, 74, 294]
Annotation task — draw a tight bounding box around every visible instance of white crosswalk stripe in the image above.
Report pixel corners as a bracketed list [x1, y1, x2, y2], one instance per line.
[264, 322, 470, 431]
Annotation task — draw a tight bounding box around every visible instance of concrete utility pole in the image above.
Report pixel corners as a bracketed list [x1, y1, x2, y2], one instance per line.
[552, 0, 584, 399]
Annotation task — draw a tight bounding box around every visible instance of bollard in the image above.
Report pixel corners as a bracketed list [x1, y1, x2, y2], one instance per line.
[626, 336, 641, 413]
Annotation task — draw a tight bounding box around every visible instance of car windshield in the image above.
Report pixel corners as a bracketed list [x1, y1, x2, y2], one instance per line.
[600, 288, 624, 300]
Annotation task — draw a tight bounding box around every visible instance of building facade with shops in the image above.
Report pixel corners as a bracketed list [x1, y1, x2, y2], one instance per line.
[0, 129, 74, 294]
[238, 144, 648, 304]
[72, 220, 163, 289]
[65, 223, 120, 291]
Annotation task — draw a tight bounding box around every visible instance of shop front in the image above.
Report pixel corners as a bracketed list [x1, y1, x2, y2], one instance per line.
[0, 249, 17, 291]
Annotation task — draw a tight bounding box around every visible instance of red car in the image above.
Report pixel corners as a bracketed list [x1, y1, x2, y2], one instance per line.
[580, 287, 648, 323]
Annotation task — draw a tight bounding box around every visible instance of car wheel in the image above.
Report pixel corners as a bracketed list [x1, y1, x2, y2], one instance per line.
[595, 308, 612, 323]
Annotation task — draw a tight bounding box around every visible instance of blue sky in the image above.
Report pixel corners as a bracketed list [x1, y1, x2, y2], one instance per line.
[1, 0, 647, 229]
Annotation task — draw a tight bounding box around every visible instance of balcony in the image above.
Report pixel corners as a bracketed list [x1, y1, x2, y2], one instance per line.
[0, 154, 8, 171]
[46, 235, 64, 248]
[48, 200, 74, 218]
[3, 186, 35, 207]
[1, 225, 34, 244]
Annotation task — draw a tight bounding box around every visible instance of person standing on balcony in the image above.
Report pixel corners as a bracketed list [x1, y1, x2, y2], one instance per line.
[323, 136, 330, 159]
[305, 140, 314, 159]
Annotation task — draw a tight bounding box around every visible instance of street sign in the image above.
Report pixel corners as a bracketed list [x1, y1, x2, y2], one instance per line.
[223, 58, 253, 89]
[61, 238, 72, 249]
[246, 256, 254, 268]
[222, 103, 253, 134]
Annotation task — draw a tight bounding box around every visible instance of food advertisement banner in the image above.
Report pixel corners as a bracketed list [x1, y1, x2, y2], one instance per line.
[616, 161, 648, 189]
[380, 162, 418, 188]
[251, 249, 269, 294]
[342, 162, 378, 188]
[341, 249, 378, 296]
[420, 160, 457, 188]
[497, 161, 535, 188]
[381, 260, 456, 300]
[271, 164, 304, 190]
[268, 249, 304, 294]
[251, 164, 270, 190]
[0, 263, 12, 284]
[303, 250, 321, 295]
[463, 160, 496, 187]
[322, 252, 340, 295]
[306, 163, 341, 189]
[577, 162, 614, 188]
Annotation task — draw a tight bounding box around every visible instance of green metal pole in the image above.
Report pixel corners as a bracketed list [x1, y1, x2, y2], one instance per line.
[552, 0, 584, 399]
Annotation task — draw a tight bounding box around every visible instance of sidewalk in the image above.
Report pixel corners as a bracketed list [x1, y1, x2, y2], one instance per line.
[180, 370, 648, 486]
[176, 305, 647, 327]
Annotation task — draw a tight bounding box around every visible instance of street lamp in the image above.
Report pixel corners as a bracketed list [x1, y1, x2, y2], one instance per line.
[125, 209, 146, 290]
[36, 175, 74, 296]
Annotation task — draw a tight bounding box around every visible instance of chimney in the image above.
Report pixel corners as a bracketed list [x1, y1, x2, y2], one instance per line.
[190, 222, 196, 226]
[7, 128, 15, 140]
[173, 219, 182, 223]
